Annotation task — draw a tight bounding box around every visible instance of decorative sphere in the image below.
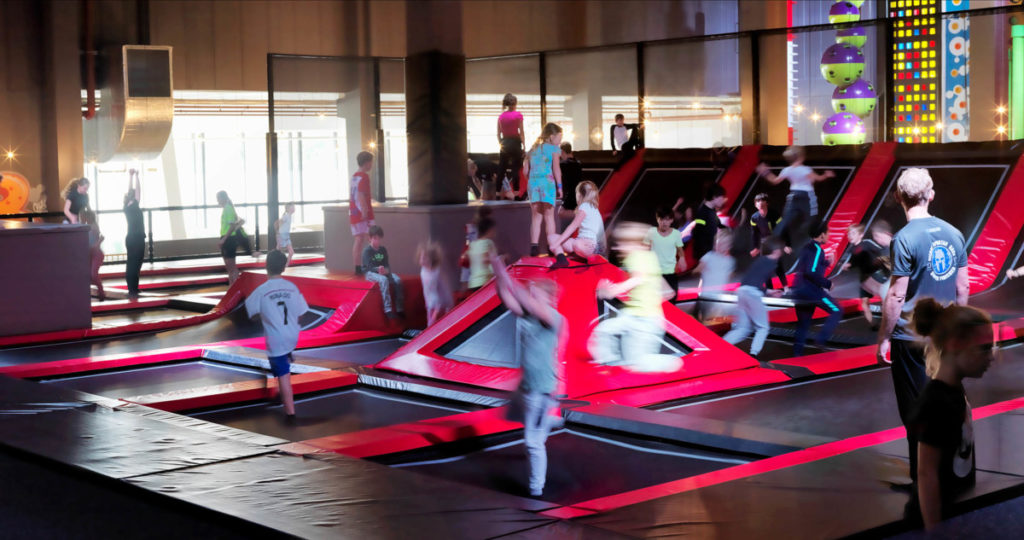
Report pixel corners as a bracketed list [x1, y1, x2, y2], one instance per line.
[821, 112, 866, 146]
[829, 1, 861, 24]
[831, 79, 878, 117]
[820, 44, 865, 86]
[836, 25, 867, 49]
[838, 0, 866, 7]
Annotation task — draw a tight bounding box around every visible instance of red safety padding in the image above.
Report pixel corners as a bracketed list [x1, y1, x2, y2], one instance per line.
[375, 257, 758, 400]
[291, 407, 521, 458]
[770, 345, 878, 375]
[124, 371, 358, 412]
[968, 151, 1024, 293]
[766, 297, 862, 324]
[597, 149, 647, 219]
[0, 346, 207, 379]
[100, 254, 325, 279]
[91, 298, 170, 313]
[720, 145, 763, 212]
[581, 367, 790, 407]
[824, 142, 897, 273]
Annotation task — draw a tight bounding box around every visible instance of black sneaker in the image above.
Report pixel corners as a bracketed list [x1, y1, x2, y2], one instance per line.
[550, 254, 569, 269]
[530, 245, 540, 257]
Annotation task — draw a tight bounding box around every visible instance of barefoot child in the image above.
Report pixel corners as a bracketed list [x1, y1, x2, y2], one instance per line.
[275, 202, 296, 265]
[245, 250, 310, 421]
[418, 241, 453, 326]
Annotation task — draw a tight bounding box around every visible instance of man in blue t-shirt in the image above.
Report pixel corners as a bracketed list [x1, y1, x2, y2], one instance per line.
[877, 167, 970, 483]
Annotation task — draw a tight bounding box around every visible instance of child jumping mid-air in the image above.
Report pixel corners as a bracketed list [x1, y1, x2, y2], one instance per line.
[362, 225, 404, 317]
[590, 223, 682, 373]
[756, 146, 835, 250]
[245, 250, 310, 421]
[548, 180, 604, 268]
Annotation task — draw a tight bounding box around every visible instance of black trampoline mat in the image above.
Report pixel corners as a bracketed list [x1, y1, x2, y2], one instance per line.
[663, 345, 1024, 445]
[296, 339, 406, 368]
[389, 429, 745, 505]
[40, 361, 266, 399]
[191, 388, 469, 442]
[609, 168, 723, 231]
[90, 308, 201, 326]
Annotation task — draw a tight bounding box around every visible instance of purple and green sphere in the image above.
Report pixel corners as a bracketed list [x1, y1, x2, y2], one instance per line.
[822, 112, 866, 146]
[829, 2, 861, 24]
[836, 26, 867, 49]
[820, 43, 865, 86]
[831, 79, 877, 117]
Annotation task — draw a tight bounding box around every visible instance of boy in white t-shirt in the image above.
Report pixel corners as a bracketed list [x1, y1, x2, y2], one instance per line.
[644, 206, 686, 300]
[275, 203, 295, 265]
[755, 146, 835, 250]
[245, 250, 310, 421]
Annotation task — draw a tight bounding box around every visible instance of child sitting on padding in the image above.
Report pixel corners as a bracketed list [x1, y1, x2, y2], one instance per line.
[362, 225, 404, 317]
[548, 180, 604, 268]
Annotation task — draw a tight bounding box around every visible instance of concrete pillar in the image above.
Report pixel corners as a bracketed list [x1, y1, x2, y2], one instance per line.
[405, 0, 467, 206]
[40, 0, 85, 211]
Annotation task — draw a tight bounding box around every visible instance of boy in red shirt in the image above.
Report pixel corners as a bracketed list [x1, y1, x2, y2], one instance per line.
[349, 151, 375, 274]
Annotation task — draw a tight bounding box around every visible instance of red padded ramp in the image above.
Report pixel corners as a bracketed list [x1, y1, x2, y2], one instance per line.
[375, 257, 756, 399]
[719, 144, 762, 209]
[824, 142, 896, 271]
[597, 149, 647, 219]
[968, 150, 1024, 293]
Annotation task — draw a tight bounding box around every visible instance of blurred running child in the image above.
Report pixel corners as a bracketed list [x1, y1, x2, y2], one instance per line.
[275, 203, 296, 265]
[723, 236, 785, 358]
[489, 251, 563, 497]
[80, 209, 105, 301]
[645, 206, 686, 299]
[245, 250, 310, 421]
[843, 221, 893, 327]
[467, 215, 497, 292]
[418, 241, 453, 326]
[691, 184, 728, 262]
[549, 180, 603, 268]
[756, 146, 835, 249]
[349, 151, 375, 274]
[693, 229, 736, 321]
[217, 190, 251, 286]
[590, 223, 683, 373]
[362, 225, 404, 317]
[792, 219, 843, 355]
[907, 300, 993, 530]
[524, 123, 563, 256]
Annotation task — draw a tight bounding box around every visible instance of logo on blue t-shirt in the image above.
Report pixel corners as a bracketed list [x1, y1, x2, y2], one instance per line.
[928, 240, 957, 281]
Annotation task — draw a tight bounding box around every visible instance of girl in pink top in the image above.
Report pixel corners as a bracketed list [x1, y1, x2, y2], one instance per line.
[497, 93, 526, 197]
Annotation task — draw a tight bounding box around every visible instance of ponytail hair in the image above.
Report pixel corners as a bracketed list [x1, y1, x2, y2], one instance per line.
[576, 180, 599, 207]
[911, 298, 992, 376]
[530, 123, 563, 153]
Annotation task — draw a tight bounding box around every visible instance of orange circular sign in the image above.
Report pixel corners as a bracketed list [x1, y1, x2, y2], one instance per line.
[0, 171, 31, 214]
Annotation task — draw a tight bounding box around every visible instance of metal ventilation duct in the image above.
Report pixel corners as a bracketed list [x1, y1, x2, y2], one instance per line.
[83, 45, 174, 163]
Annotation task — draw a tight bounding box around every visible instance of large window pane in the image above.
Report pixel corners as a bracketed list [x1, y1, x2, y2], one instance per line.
[466, 55, 541, 153]
[644, 38, 743, 148]
[546, 47, 639, 151]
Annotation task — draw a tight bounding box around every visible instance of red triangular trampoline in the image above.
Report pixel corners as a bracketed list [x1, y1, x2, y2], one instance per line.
[374, 256, 757, 401]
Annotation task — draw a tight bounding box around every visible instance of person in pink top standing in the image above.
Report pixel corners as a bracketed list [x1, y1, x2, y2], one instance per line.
[497, 93, 526, 197]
